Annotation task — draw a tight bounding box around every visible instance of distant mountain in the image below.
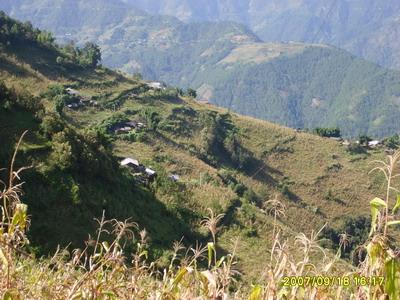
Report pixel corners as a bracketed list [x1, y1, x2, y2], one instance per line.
[2, 0, 400, 137]
[122, 0, 400, 71]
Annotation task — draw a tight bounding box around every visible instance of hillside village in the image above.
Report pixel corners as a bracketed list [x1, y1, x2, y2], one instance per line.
[1, 10, 400, 299]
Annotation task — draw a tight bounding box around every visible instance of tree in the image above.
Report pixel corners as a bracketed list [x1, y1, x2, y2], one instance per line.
[140, 108, 160, 131]
[359, 135, 372, 146]
[80, 42, 102, 68]
[383, 134, 400, 149]
[37, 31, 54, 46]
[50, 132, 74, 170]
[0, 81, 9, 105]
[313, 127, 341, 138]
[54, 94, 67, 116]
[40, 114, 65, 138]
[186, 88, 197, 98]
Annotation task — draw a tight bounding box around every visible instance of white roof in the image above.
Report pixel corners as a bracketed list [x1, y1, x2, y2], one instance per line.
[368, 140, 380, 146]
[66, 88, 80, 95]
[121, 158, 140, 167]
[145, 168, 156, 175]
[169, 174, 180, 181]
[147, 82, 165, 89]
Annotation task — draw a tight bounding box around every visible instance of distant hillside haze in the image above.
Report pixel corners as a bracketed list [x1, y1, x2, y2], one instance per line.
[2, 0, 400, 137]
[122, 0, 400, 71]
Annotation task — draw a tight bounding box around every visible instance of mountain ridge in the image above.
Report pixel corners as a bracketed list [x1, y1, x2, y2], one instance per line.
[0, 12, 390, 281]
[1, 2, 400, 137]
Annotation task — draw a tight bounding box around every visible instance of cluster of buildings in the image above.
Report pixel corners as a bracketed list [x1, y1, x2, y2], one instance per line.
[65, 88, 98, 109]
[120, 157, 180, 186]
[113, 121, 146, 134]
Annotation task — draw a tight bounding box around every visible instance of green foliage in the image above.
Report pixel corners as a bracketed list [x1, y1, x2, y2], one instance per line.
[383, 134, 400, 149]
[54, 94, 66, 115]
[198, 112, 252, 169]
[359, 135, 372, 146]
[40, 114, 65, 138]
[78, 42, 102, 68]
[0, 81, 44, 115]
[313, 127, 341, 138]
[186, 88, 197, 98]
[45, 84, 65, 98]
[50, 131, 75, 170]
[322, 216, 370, 260]
[0, 11, 54, 48]
[36, 30, 54, 46]
[346, 142, 367, 155]
[97, 113, 129, 133]
[140, 108, 160, 131]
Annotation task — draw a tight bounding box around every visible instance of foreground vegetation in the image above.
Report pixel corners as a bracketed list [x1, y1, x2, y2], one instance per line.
[1, 137, 400, 298]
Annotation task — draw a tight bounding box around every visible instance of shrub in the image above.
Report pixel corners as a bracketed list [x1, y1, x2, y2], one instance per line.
[383, 134, 400, 149]
[346, 142, 367, 154]
[40, 114, 65, 138]
[313, 127, 341, 138]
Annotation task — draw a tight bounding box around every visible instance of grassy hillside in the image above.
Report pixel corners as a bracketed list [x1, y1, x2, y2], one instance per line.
[1, 13, 397, 286]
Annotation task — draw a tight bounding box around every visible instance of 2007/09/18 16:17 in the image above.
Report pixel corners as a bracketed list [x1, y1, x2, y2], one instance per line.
[281, 275, 385, 287]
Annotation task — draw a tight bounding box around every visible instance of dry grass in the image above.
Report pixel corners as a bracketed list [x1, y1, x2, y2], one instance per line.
[1, 145, 400, 298]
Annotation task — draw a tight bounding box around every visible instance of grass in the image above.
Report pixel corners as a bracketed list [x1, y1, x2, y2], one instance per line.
[0, 28, 398, 292]
[1, 144, 400, 298]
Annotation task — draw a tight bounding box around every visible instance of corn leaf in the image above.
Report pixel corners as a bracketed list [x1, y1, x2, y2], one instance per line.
[248, 285, 262, 300]
[384, 259, 400, 299]
[392, 194, 400, 214]
[370, 197, 387, 208]
[172, 267, 188, 287]
[9, 203, 27, 234]
[387, 220, 400, 226]
[370, 198, 386, 236]
[207, 242, 214, 268]
[0, 248, 8, 267]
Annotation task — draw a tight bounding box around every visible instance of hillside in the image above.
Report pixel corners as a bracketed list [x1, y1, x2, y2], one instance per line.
[1, 13, 396, 285]
[1, 1, 400, 137]
[120, 0, 400, 71]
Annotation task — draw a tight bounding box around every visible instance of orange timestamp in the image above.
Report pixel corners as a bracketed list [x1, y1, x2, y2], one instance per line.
[281, 275, 385, 287]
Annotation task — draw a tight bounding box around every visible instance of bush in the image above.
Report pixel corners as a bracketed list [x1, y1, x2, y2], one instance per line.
[50, 131, 75, 170]
[313, 127, 341, 138]
[383, 134, 400, 149]
[346, 142, 367, 154]
[40, 114, 65, 138]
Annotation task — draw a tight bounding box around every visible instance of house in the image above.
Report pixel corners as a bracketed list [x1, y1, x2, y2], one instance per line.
[145, 168, 157, 180]
[342, 140, 351, 146]
[113, 120, 146, 134]
[146, 81, 166, 90]
[67, 103, 80, 109]
[126, 121, 139, 128]
[66, 88, 80, 96]
[368, 140, 381, 147]
[120, 158, 143, 172]
[168, 174, 180, 182]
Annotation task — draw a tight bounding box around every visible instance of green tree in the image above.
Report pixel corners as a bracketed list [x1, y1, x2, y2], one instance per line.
[40, 114, 65, 138]
[313, 127, 341, 138]
[383, 134, 400, 149]
[54, 94, 67, 116]
[359, 135, 372, 146]
[80, 42, 102, 68]
[140, 108, 160, 131]
[50, 131, 74, 170]
[37, 31, 54, 46]
[186, 88, 197, 98]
